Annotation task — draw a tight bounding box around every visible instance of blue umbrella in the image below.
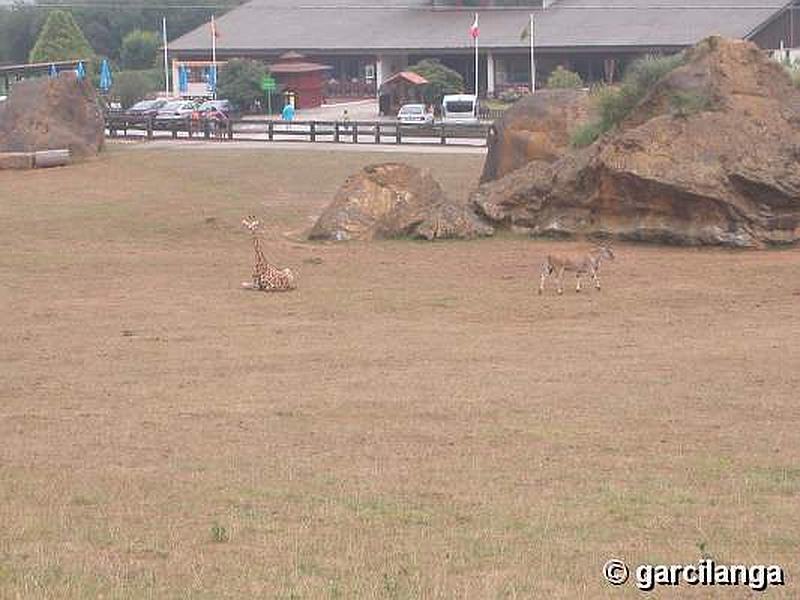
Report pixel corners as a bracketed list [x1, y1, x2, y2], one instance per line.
[99, 59, 113, 93]
[206, 65, 217, 95]
[179, 65, 189, 94]
[75, 61, 86, 80]
[49, 64, 57, 78]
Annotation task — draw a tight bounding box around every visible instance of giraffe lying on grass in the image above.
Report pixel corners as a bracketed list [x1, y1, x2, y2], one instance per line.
[241, 216, 297, 292]
[539, 245, 615, 295]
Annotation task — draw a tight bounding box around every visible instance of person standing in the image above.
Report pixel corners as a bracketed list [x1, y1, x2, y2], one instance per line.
[282, 102, 295, 122]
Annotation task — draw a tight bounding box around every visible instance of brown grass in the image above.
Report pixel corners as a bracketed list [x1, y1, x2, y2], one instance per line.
[0, 145, 798, 599]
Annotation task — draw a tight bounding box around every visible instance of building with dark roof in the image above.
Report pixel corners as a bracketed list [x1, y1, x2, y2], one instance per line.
[169, 0, 799, 100]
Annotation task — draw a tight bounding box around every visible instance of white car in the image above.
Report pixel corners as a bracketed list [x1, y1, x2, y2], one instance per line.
[397, 104, 434, 125]
[442, 94, 479, 124]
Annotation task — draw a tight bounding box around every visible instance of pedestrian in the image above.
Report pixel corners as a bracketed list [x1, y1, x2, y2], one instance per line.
[282, 101, 295, 122]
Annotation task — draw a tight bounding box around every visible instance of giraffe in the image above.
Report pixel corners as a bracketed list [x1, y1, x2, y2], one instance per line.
[241, 216, 297, 292]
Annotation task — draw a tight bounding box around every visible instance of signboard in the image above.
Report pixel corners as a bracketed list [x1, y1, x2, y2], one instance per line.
[261, 75, 276, 93]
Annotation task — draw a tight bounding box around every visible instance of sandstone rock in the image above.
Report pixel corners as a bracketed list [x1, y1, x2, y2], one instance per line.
[480, 89, 592, 184]
[0, 74, 104, 159]
[310, 162, 494, 241]
[471, 37, 800, 247]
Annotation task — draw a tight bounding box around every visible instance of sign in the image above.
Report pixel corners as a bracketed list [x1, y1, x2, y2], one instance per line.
[261, 75, 276, 93]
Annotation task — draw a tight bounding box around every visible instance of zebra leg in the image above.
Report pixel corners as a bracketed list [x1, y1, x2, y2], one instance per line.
[591, 267, 601, 290]
[576, 272, 582, 293]
[557, 268, 565, 295]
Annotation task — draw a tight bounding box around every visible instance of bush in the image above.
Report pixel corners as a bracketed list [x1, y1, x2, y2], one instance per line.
[408, 59, 465, 106]
[571, 53, 687, 147]
[546, 66, 583, 89]
[569, 121, 605, 147]
[216, 58, 267, 111]
[667, 90, 714, 117]
[120, 29, 159, 70]
[112, 68, 164, 108]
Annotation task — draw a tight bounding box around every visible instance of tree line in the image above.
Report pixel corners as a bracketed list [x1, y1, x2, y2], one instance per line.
[0, 0, 241, 66]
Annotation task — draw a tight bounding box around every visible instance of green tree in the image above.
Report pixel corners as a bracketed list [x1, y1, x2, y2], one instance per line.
[408, 59, 465, 106]
[29, 9, 95, 63]
[113, 68, 164, 107]
[217, 58, 267, 110]
[120, 29, 159, 69]
[0, 3, 44, 64]
[546, 66, 583, 89]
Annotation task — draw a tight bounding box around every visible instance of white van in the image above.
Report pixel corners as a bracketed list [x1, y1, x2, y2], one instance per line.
[442, 94, 479, 124]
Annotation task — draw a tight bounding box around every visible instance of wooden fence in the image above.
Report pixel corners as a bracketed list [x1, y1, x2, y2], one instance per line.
[106, 115, 491, 147]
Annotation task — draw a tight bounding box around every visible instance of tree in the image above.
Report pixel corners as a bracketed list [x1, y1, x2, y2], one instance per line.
[113, 68, 164, 107]
[546, 66, 583, 90]
[217, 59, 267, 110]
[408, 59, 465, 106]
[120, 29, 159, 69]
[29, 9, 95, 64]
[0, 3, 44, 64]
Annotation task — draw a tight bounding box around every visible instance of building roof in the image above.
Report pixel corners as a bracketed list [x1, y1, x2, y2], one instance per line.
[171, 0, 788, 54]
[382, 71, 429, 86]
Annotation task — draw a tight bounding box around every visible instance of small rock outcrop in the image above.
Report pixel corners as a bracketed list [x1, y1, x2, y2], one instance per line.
[480, 89, 592, 184]
[0, 74, 104, 159]
[472, 37, 800, 247]
[310, 163, 493, 241]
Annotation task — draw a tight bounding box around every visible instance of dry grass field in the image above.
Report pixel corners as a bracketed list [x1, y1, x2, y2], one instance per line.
[0, 144, 798, 599]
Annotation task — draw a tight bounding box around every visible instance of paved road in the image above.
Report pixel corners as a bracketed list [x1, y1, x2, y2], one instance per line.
[110, 138, 488, 155]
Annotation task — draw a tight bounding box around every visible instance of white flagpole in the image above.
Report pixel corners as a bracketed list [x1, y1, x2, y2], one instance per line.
[474, 13, 479, 97]
[530, 14, 536, 94]
[162, 17, 170, 97]
[211, 15, 217, 99]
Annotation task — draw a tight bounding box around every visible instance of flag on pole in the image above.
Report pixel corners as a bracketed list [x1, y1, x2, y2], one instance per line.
[470, 13, 479, 39]
[520, 17, 533, 42]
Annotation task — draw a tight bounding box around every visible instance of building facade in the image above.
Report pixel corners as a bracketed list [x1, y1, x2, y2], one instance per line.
[169, 0, 799, 101]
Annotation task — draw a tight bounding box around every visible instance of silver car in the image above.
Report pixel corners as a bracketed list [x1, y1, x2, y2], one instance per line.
[397, 103, 434, 125]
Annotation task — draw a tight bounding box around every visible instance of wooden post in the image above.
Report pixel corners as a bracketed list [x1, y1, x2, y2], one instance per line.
[187, 116, 193, 139]
[204, 119, 211, 139]
[352, 122, 358, 144]
[310, 121, 316, 142]
[441, 124, 447, 145]
[146, 117, 153, 140]
[395, 124, 401, 145]
[334, 122, 340, 143]
[374, 122, 381, 144]
[227, 119, 233, 140]
[268, 121, 274, 141]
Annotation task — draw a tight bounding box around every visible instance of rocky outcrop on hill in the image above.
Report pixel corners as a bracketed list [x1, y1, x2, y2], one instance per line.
[310, 162, 494, 241]
[0, 74, 104, 159]
[472, 37, 800, 247]
[480, 89, 591, 183]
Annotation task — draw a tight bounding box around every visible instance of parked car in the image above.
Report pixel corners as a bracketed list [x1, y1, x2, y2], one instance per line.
[195, 99, 237, 120]
[442, 94, 479, 124]
[154, 100, 198, 127]
[397, 103, 434, 125]
[125, 98, 167, 119]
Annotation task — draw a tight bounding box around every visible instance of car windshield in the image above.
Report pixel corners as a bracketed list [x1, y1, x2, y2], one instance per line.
[400, 106, 424, 115]
[444, 101, 474, 114]
[130, 100, 157, 110]
[160, 101, 185, 111]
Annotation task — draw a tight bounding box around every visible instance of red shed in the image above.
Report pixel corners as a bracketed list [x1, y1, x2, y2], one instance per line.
[269, 51, 331, 109]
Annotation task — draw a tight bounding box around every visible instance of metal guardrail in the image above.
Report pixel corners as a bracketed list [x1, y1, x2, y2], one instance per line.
[105, 115, 490, 146]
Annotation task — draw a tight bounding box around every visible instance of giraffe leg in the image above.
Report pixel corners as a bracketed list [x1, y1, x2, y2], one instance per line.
[592, 268, 601, 291]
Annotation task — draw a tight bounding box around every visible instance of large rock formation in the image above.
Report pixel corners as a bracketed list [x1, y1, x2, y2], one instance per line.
[309, 162, 494, 241]
[472, 38, 800, 247]
[480, 89, 591, 183]
[0, 74, 104, 159]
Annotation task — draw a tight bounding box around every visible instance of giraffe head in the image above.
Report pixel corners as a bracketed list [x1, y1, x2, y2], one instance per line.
[242, 215, 262, 235]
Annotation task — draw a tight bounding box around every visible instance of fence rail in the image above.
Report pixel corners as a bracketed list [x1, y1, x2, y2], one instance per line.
[106, 115, 490, 147]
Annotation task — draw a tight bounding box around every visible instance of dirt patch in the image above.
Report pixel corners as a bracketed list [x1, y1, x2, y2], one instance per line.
[0, 146, 798, 598]
[473, 37, 800, 247]
[0, 73, 104, 159]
